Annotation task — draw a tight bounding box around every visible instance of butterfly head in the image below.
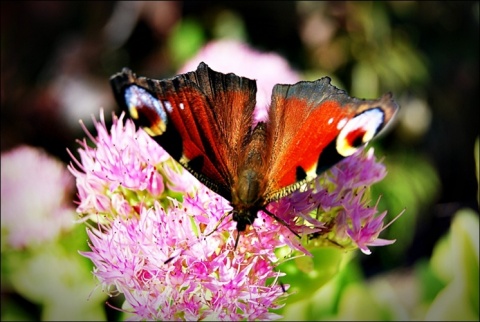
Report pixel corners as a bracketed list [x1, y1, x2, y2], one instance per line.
[231, 207, 258, 232]
[231, 205, 261, 249]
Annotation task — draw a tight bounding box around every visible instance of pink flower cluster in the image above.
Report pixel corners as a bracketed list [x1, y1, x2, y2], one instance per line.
[69, 112, 289, 320]
[69, 110, 399, 320]
[327, 150, 397, 254]
[271, 148, 397, 255]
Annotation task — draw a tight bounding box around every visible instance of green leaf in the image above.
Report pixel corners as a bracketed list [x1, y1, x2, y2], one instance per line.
[278, 247, 351, 305]
[336, 283, 385, 320]
[425, 209, 479, 320]
[415, 259, 446, 304]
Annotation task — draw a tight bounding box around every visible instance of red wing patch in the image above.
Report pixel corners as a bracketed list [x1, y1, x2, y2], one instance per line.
[263, 78, 398, 202]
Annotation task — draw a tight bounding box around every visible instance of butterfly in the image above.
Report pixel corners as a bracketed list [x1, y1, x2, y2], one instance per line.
[110, 62, 399, 246]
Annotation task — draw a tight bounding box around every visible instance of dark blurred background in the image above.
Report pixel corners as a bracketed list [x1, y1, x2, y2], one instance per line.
[1, 0, 478, 302]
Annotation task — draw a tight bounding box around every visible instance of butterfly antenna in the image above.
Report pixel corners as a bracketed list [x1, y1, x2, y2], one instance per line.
[234, 231, 241, 250]
[261, 207, 301, 239]
[204, 211, 232, 237]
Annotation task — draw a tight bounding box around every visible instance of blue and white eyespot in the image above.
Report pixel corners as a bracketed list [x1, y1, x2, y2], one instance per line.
[336, 108, 385, 157]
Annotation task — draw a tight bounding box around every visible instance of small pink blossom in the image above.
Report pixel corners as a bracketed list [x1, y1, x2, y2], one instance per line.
[328, 148, 387, 189]
[68, 112, 172, 219]
[1, 146, 76, 249]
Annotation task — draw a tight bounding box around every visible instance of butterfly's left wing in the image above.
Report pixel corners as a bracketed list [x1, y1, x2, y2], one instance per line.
[110, 63, 257, 201]
[263, 77, 398, 202]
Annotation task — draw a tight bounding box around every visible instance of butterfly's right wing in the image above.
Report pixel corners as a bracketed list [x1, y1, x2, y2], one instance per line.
[263, 77, 398, 202]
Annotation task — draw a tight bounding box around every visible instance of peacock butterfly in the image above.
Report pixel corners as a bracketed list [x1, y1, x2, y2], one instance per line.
[110, 62, 398, 245]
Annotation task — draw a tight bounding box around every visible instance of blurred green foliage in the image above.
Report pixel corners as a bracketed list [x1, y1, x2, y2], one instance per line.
[1, 224, 107, 321]
[167, 18, 205, 68]
[420, 208, 479, 320]
[371, 149, 441, 264]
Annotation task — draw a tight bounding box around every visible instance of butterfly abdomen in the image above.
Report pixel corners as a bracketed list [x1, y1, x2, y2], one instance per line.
[232, 122, 269, 208]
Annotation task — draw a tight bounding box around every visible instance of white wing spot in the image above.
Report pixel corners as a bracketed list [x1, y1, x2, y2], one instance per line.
[337, 118, 348, 130]
[163, 101, 173, 113]
[179, 103, 185, 110]
[328, 117, 334, 125]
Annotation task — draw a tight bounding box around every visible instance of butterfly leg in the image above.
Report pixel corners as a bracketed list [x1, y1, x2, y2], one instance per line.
[261, 207, 301, 239]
